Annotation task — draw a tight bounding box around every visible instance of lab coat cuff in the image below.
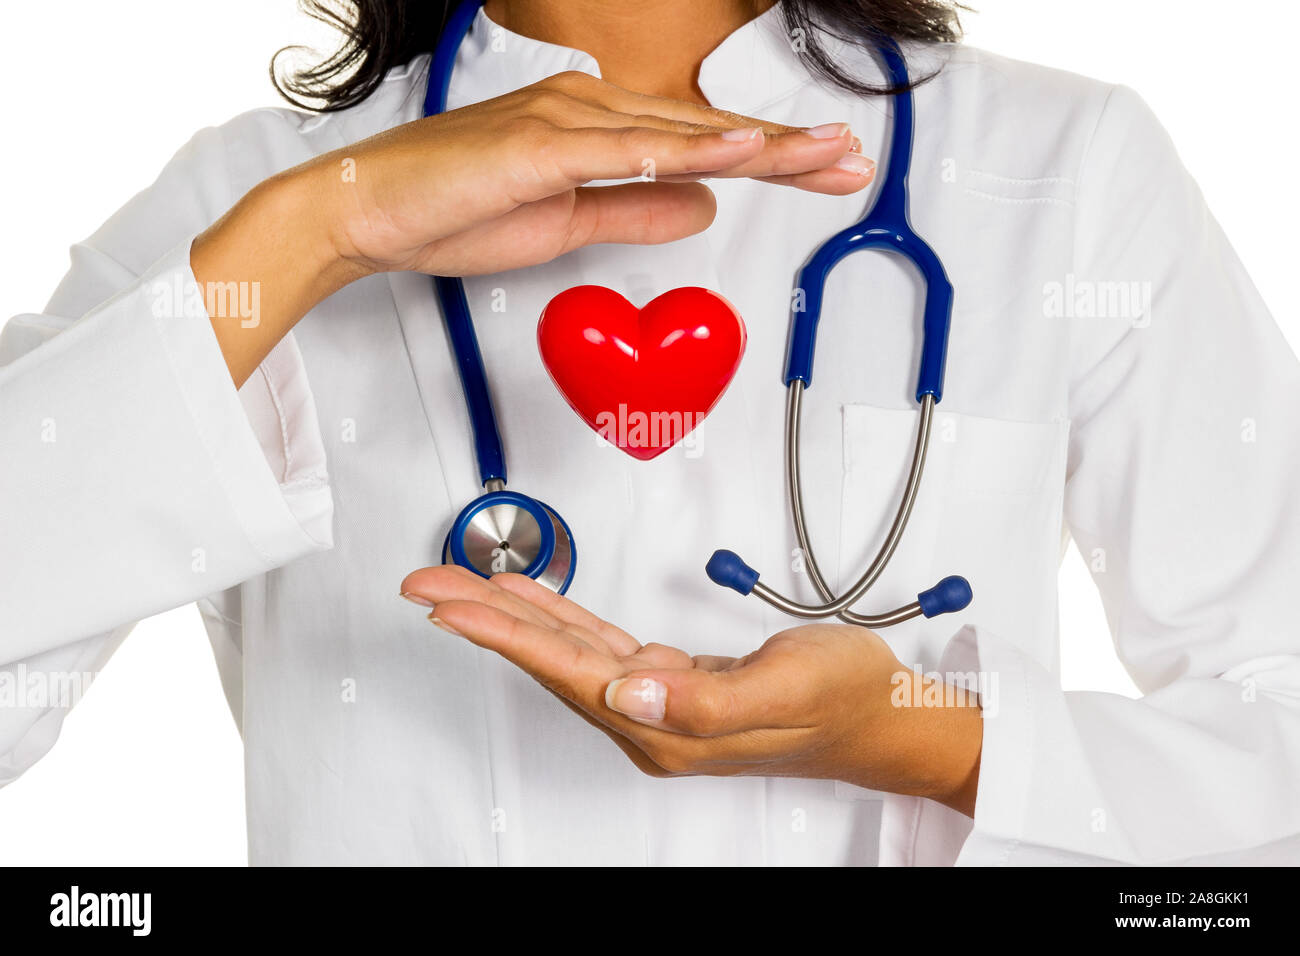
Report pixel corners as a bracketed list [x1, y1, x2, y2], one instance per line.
[147, 238, 334, 564]
[879, 623, 1037, 866]
[946, 624, 1036, 864]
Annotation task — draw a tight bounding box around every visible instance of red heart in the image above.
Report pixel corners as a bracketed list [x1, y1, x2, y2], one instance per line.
[537, 286, 747, 461]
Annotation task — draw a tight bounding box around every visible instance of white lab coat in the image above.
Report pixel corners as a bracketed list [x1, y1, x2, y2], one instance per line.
[3, 5, 1299, 865]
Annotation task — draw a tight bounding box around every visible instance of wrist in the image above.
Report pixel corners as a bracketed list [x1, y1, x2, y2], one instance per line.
[191, 168, 371, 386]
[834, 677, 983, 815]
[194, 168, 370, 320]
[912, 690, 983, 816]
[249, 166, 375, 308]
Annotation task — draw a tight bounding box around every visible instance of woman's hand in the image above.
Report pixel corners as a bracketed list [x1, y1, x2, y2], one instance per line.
[399, 565, 982, 816]
[194, 69, 872, 385]
[317, 69, 873, 276]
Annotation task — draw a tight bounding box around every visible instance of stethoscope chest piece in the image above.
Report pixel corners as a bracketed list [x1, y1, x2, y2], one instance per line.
[443, 487, 577, 594]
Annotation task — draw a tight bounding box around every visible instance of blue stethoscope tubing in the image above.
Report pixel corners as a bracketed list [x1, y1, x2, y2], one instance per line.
[706, 45, 973, 626]
[428, 0, 577, 594]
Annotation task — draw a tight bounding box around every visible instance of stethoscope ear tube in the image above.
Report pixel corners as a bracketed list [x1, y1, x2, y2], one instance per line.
[708, 44, 971, 627]
[782, 37, 954, 404]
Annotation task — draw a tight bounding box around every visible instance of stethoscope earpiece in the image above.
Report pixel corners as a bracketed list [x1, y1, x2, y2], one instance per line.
[917, 575, 973, 619]
[705, 550, 759, 596]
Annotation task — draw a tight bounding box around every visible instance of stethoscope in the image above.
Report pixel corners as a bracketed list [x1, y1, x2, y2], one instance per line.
[426, 0, 577, 594]
[428, 0, 972, 626]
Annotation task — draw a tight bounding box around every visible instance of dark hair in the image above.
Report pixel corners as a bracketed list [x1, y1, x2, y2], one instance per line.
[273, 1, 965, 113]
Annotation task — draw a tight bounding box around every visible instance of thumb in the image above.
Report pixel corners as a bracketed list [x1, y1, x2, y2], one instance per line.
[604, 657, 799, 737]
[567, 181, 717, 249]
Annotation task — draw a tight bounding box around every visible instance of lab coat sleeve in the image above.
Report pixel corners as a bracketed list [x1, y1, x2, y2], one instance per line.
[0, 119, 333, 783]
[911, 85, 1300, 865]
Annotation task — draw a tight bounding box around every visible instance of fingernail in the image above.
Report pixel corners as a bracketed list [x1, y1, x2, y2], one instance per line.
[835, 153, 876, 176]
[805, 122, 850, 139]
[429, 615, 462, 637]
[401, 592, 434, 607]
[721, 127, 762, 142]
[605, 677, 667, 720]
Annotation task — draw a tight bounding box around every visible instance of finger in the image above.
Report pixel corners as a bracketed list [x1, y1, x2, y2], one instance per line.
[559, 74, 806, 137]
[589, 118, 872, 186]
[660, 153, 876, 196]
[547, 78, 871, 190]
[433, 599, 622, 701]
[605, 653, 812, 737]
[755, 150, 876, 188]
[526, 124, 769, 194]
[558, 106, 848, 161]
[403, 565, 631, 657]
[677, 126, 866, 182]
[544, 124, 859, 189]
[627, 642, 696, 669]
[401, 565, 563, 630]
[490, 573, 642, 657]
[528, 93, 794, 138]
[648, 123, 874, 194]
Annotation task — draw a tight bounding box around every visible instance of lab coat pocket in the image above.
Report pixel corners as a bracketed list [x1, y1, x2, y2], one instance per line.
[831, 402, 1069, 803]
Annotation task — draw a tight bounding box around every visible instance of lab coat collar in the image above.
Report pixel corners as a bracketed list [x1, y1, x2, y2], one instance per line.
[697, 3, 817, 113]
[441, 4, 952, 115]
[452, 3, 816, 115]
[444, 6, 603, 110]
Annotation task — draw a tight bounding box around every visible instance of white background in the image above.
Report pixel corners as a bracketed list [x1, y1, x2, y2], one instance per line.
[1, 1, 1296, 865]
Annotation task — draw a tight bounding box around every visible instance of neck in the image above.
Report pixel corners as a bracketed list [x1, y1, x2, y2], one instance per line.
[485, 0, 774, 104]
